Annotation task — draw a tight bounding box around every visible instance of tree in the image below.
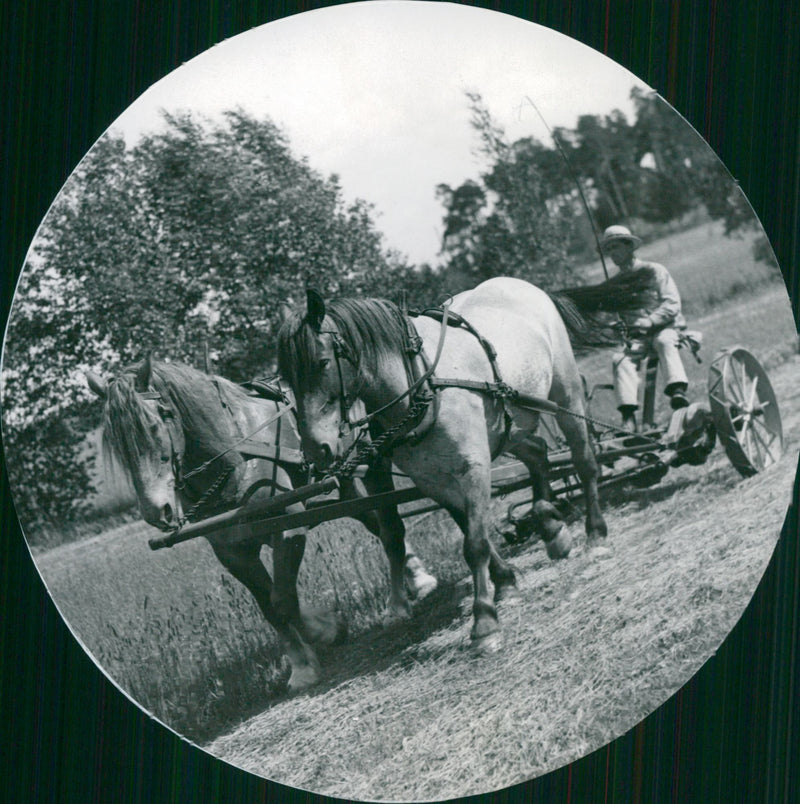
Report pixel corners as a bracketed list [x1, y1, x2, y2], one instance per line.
[437, 93, 583, 291]
[630, 88, 753, 233]
[1, 110, 404, 537]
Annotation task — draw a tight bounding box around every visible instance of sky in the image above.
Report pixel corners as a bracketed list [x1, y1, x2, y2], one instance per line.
[110, 2, 649, 266]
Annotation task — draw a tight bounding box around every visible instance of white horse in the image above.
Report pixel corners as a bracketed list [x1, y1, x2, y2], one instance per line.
[277, 276, 615, 651]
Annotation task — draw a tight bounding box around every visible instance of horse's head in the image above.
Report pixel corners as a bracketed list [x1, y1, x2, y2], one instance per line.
[87, 356, 186, 530]
[276, 289, 368, 469]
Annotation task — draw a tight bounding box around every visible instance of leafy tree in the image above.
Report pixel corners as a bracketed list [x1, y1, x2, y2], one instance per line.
[436, 88, 762, 295]
[555, 111, 642, 225]
[629, 88, 753, 233]
[1, 110, 407, 536]
[437, 93, 582, 291]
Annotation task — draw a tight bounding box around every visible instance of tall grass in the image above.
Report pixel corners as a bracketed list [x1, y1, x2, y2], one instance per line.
[36, 510, 467, 741]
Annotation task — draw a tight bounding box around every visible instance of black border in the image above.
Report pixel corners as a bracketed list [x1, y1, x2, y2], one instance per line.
[2, 2, 798, 802]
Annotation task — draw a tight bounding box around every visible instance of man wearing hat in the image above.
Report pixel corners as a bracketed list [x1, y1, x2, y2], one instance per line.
[600, 224, 689, 431]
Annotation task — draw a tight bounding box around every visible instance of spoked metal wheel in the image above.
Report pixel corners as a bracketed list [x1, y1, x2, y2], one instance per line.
[708, 346, 783, 476]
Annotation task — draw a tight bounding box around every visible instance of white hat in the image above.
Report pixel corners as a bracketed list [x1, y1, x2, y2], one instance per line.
[599, 225, 642, 250]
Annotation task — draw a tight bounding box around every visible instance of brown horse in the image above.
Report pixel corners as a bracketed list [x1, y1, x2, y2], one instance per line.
[86, 357, 436, 691]
[277, 276, 626, 652]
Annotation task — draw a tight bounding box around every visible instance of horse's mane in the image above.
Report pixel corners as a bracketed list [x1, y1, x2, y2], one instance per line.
[101, 360, 249, 480]
[277, 297, 408, 391]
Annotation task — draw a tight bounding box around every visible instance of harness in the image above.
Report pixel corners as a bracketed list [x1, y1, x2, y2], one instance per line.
[413, 306, 518, 455]
[322, 304, 519, 479]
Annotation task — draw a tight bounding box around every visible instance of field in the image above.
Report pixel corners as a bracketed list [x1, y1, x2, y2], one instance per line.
[33, 221, 799, 798]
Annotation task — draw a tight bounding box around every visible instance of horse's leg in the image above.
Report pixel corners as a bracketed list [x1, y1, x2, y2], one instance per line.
[553, 398, 608, 546]
[207, 538, 321, 692]
[340, 467, 434, 623]
[272, 524, 345, 647]
[507, 435, 572, 559]
[486, 535, 519, 603]
[446, 473, 503, 651]
[341, 464, 438, 611]
[366, 463, 439, 601]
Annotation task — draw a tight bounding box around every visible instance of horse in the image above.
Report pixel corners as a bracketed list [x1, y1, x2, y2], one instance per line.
[85, 356, 437, 691]
[276, 275, 636, 652]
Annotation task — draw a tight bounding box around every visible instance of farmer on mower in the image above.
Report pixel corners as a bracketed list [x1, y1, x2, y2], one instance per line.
[600, 224, 690, 431]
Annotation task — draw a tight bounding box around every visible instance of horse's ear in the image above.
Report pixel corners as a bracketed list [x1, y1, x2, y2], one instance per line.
[305, 288, 327, 332]
[85, 371, 108, 399]
[135, 353, 153, 392]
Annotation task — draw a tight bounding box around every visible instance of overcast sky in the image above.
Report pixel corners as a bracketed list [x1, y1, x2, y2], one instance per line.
[111, 1, 648, 266]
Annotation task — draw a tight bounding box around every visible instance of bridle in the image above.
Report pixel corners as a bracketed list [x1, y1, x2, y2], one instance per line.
[311, 304, 452, 477]
[319, 329, 364, 438]
[135, 386, 236, 524]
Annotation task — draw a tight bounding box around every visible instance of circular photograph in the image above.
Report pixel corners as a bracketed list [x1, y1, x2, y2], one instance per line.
[2, 3, 797, 800]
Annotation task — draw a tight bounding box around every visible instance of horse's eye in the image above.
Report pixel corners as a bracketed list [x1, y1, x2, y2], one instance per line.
[319, 358, 331, 370]
[160, 454, 170, 464]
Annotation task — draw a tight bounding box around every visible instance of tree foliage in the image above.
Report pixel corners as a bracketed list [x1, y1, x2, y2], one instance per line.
[436, 90, 757, 291]
[1, 111, 424, 533]
[628, 88, 753, 233]
[436, 93, 583, 292]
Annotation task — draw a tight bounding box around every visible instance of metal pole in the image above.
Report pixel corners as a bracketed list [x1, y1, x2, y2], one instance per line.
[524, 95, 610, 280]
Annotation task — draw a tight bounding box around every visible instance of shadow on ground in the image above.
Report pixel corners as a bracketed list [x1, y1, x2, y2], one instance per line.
[298, 578, 473, 700]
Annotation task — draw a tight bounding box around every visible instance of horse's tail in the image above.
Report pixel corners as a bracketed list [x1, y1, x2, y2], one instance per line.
[547, 292, 618, 349]
[548, 267, 657, 350]
[556, 267, 656, 314]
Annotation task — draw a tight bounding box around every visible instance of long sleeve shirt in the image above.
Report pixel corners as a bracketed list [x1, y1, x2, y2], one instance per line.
[620, 257, 686, 330]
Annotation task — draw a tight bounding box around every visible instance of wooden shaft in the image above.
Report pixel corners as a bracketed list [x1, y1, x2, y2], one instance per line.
[148, 476, 339, 550]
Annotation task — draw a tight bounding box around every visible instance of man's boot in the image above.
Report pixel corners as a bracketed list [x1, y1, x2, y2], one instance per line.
[666, 382, 689, 410]
[618, 404, 638, 433]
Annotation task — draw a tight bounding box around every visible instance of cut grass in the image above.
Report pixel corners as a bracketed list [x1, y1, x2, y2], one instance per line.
[205, 401, 798, 799]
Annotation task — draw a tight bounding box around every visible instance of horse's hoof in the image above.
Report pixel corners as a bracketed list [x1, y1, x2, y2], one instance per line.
[383, 599, 413, 626]
[300, 606, 346, 645]
[408, 571, 438, 601]
[287, 663, 320, 694]
[544, 529, 573, 560]
[541, 520, 565, 542]
[587, 541, 613, 560]
[471, 630, 503, 655]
